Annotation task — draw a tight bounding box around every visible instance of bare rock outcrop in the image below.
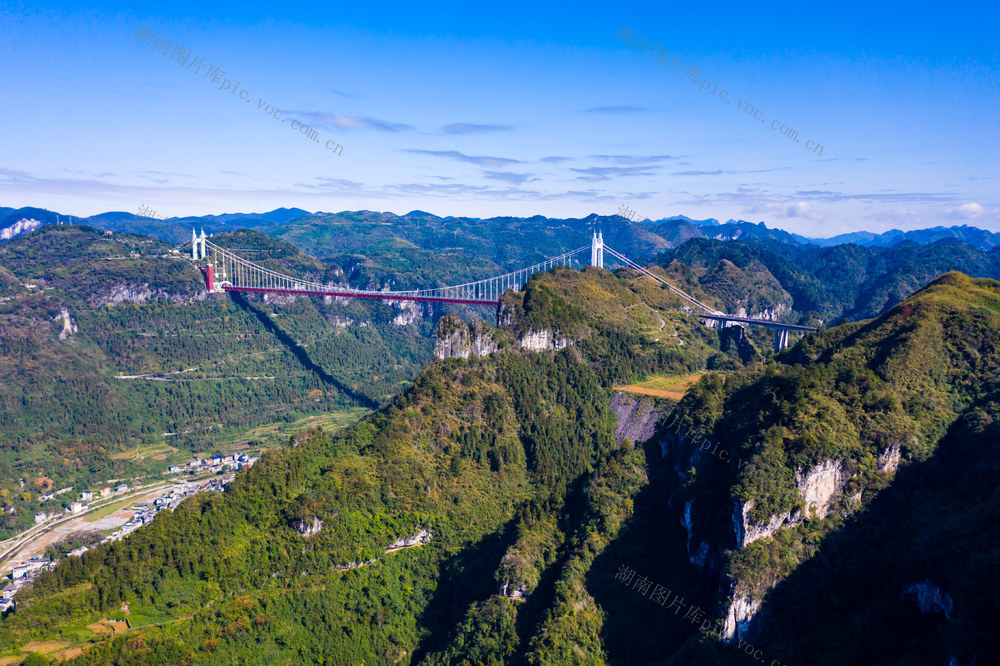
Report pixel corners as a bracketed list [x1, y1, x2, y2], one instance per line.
[902, 580, 953, 619]
[610, 392, 663, 445]
[293, 517, 323, 537]
[392, 299, 433, 326]
[89, 283, 207, 307]
[386, 529, 432, 552]
[798, 459, 844, 519]
[878, 443, 902, 474]
[722, 588, 761, 641]
[54, 308, 77, 339]
[734, 459, 846, 548]
[519, 329, 571, 352]
[434, 319, 498, 359]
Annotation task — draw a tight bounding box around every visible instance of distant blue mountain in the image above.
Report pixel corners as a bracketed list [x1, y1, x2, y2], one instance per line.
[3, 204, 999, 253]
[806, 225, 1000, 250]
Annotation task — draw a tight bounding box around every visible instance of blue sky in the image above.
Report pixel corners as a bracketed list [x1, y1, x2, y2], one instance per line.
[1, 0, 998, 236]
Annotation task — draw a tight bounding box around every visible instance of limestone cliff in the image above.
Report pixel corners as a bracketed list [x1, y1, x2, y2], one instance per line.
[54, 308, 77, 340]
[734, 459, 846, 549]
[89, 283, 208, 307]
[519, 329, 571, 352]
[434, 317, 499, 359]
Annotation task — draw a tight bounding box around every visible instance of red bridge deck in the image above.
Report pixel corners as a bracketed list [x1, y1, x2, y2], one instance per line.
[223, 286, 500, 307]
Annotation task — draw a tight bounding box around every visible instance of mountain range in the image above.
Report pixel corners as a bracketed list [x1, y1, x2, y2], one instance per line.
[2, 205, 999, 251]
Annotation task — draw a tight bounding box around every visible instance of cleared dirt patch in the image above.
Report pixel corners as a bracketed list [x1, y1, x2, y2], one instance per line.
[54, 646, 85, 660]
[615, 372, 707, 401]
[20, 640, 70, 655]
[87, 622, 110, 635]
[615, 386, 687, 400]
[105, 620, 129, 634]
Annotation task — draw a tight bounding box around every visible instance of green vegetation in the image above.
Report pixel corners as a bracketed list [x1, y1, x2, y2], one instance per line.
[0, 263, 736, 664]
[0, 225, 434, 537]
[658, 236, 1000, 323]
[3, 217, 998, 664]
[83, 499, 135, 523]
[660, 272, 1000, 664]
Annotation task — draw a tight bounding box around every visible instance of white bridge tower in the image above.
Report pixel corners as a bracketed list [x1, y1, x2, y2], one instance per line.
[590, 230, 604, 268]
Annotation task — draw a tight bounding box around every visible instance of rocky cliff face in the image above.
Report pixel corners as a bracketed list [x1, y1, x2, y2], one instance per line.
[89, 283, 208, 307]
[733, 302, 790, 320]
[519, 329, 571, 352]
[722, 587, 761, 641]
[734, 459, 847, 548]
[798, 459, 844, 519]
[434, 319, 499, 359]
[293, 517, 323, 537]
[655, 416, 728, 572]
[878, 443, 902, 474]
[733, 502, 797, 550]
[54, 308, 77, 340]
[901, 580, 953, 619]
[498, 581, 528, 600]
[391, 299, 434, 326]
[386, 529, 432, 552]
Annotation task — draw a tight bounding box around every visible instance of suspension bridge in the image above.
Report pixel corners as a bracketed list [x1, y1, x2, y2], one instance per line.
[186, 229, 816, 349]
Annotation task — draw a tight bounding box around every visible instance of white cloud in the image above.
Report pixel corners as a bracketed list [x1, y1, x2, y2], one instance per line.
[947, 202, 984, 218]
[743, 201, 820, 220]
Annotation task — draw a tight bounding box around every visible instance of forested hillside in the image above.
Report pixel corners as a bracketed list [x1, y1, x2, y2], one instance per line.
[656, 237, 1000, 323]
[0, 225, 434, 537]
[660, 272, 1000, 664]
[0, 265, 747, 664]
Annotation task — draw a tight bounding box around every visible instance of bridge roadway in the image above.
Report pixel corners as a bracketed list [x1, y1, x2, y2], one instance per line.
[224, 286, 499, 307]
[696, 313, 817, 351]
[696, 313, 817, 331]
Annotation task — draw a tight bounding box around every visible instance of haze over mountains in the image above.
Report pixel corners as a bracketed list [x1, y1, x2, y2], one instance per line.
[2, 205, 999, 251]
